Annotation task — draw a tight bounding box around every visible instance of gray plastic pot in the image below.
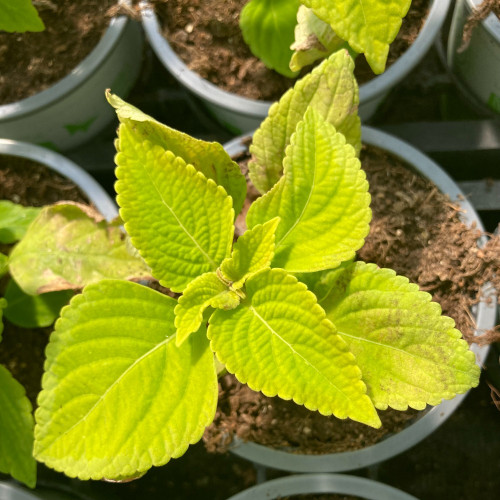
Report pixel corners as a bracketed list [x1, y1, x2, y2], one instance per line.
[0, 3, 143, 152]
[447, 0, 500, 115]
[0, 481, 79, 500]
[0, 139, 117, 221]
[226, 474, 418, 500]
[141, 0, 450, 133]
[222, 126, 496, 473]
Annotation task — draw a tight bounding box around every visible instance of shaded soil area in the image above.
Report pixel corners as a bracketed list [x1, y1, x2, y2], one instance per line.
[0, 157, 89, 408]
[203, 143, 499, 456]
[0, 0, 118, 104]
[155, 0, 428, 100]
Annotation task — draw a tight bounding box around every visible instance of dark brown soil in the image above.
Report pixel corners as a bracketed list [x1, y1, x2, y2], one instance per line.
[0, 156, 89, 207]
[155, 0, 428, 100]
[0, 0, 119, 105]
[0, 156, 90, 408]
[202, 143, 499, 456]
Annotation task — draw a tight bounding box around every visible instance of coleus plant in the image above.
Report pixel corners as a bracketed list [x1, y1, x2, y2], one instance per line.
[0, 199, 150, 487]
[240, 0, 412, 77]
[32, 50, 479, 482]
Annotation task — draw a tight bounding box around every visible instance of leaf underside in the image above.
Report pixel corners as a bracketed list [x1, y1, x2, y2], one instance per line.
[0, 200, 40, 244]
[240, 0, 300, 78]
[4, 279, 73, 328]
[318, 261, 481, 410]
[247, 108, 370, 274]
[301, 0, 412, 74]
[8, 203, 151, 296]
[290, 6, 348, 72]
[208, 268, 380, 427]
[249, 49, 361, 194]
[115, 126, 234, 293]
[34, 280, 218, 480]
[0, 365, 36, 488]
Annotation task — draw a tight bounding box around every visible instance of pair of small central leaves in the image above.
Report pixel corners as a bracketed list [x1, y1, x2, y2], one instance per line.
[174, 217, 280, 346]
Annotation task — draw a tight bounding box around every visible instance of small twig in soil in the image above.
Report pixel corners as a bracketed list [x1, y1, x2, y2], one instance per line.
[460, 0, 500, 52]
[32, 0, 57, 11]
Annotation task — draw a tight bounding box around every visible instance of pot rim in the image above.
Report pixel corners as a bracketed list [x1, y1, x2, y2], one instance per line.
[0, 1, 130, 122]
[140, 0, 451, 114]
[226, 473, 418, 500]
[0, 139, 118, 221]
[223, 126, 496, 473]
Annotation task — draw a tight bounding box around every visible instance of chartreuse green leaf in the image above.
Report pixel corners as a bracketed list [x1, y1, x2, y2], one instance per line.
[34, 280, 218, 480]
[0, 200, 40, 244]
[175, 272, 240, 347]
[115, 126, 234, 293]
[247, 108, 370, 273]
[301, 0, 412, 74]
[318, 261, 481, 411]
[208, 268, 380, 427]
[4, 279, 73, 328]
[0, 0, 44, 33]
[240, 0, 300, 78]
[0, 365, 36, 488]
[249, 49, 361, 193]
[220, 217, 280, 289]
[107, 92, 246, 216]
[9, 203, 151, 296]
[290, 6, 348, 72]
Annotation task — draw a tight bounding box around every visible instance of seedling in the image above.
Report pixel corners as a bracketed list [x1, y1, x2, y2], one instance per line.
[241, 0, 413, 76]
[0, 200, 149, 487]
[32, 51, 479, 482]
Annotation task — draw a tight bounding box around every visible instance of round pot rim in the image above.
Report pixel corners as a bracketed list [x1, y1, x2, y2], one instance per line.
[0, 482, 45, 500]
[226, 473, 418, 500]
[465, 0, 500, 40]
[0, 4, 129, 122]
[140, 0, 451, 114]
[223, 126, 496, 473]
[0, 139, 118, 221]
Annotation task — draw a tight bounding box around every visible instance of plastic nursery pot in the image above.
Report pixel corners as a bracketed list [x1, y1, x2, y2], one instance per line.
[0, 480, 81, 500]
[447, 0, 500, 115]
[226, 473, 418, 500]
[0, 139, 118, 221]
[141, 0, 450, 134]
[0, 4, 143, 153]
[222, 126, 497, 473]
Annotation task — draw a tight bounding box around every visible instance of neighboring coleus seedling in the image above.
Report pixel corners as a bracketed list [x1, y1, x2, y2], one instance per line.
[0, 199, 150, 488]
[32, 71, 479, 481]
[241, 0, 413, 77]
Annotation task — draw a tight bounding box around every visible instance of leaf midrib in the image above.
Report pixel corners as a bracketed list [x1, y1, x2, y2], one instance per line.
[249, 304, 355, 404]
[37, 335, 174, 454]
[141, 160, 218, 270]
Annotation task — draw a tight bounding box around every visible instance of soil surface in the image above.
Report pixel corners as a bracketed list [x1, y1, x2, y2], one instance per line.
[155, 0, 428, 100]
[0, 0, 118, 105]
[202, 143, 498, 456]
[0, 157, 89, 407]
